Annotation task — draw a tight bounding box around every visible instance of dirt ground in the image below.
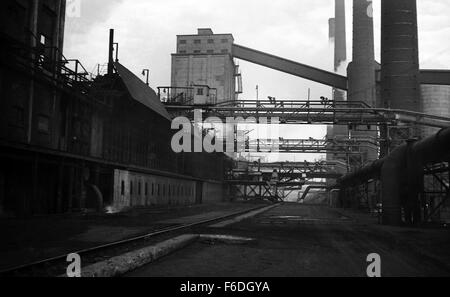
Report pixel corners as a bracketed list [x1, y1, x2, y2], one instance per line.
[127, 203, 450, 277]
[0, 201, 268, 271]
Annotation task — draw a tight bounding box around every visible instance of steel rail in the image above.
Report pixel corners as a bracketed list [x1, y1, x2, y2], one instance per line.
[0, 203, 277, 276]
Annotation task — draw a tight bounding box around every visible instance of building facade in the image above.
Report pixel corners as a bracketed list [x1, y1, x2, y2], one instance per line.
[170, 28, 241, 105]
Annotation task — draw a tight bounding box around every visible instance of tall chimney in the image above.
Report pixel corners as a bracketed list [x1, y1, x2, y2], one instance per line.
[381, 0, 420, 134]
[327, 0, 348, 168]
[108, 29, 115, 75]
[380, 0, 421, 225]
[331, 0, 347, 137]
[348, 0, 375, 106]
[347, 0, 378, 163]
[334, 0, 347, 74]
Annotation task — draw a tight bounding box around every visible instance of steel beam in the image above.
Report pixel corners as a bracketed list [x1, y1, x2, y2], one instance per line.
[166, 101, 450, 128]
[232, 44, 348, 90]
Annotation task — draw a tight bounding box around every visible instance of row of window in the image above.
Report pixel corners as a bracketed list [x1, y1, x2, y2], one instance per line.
[179, 49, 229, 54]
[120, 179, 194, 198]
[179, 38, 229, 45]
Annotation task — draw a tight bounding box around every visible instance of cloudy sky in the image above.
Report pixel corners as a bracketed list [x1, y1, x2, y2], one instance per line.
[64, 0, 450, 162]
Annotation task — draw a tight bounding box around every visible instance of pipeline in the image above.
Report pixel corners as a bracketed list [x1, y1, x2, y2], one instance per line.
[337, 127, 450, 225]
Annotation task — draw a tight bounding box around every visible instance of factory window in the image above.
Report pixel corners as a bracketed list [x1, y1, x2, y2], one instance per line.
[121, 181, 125, 196]
[4, 1, 28, 42]
[138, 181, 141, 195]
[179, 50, 186, 54]
[40, 34, 46, 45]
[37, 115, 50, 133]
[152, 183, 154, 195]
[130, 181, 133, 195]
[207, 50, 214, 54]
[221, 38, 228, 43]
[194, 39, 201, 44]
[197, 88, 204, 96]
[207, 39, 214, 44]
[157, 184, 160, 196]
[11, 106, 25, 127]
[145, 183, 148, 196]
[168, 185, 171, 196]
[221, 49, 229, 54]
[194, 50, 201, 54]
[163, 184, 166, 196]
[179, 40, 187, 44]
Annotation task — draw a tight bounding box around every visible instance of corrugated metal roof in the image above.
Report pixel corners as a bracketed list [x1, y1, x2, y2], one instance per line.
[114, 62, 171, 121]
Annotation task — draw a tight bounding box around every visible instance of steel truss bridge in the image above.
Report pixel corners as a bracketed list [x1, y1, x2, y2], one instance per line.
[228, 161, 346, 201]
[165, 100, 450, 128]
[166, 100, 450, 203]
[244, 138, 378, 154]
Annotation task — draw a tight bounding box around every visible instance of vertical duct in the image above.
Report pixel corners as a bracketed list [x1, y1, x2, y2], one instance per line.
[108, 29, 115, 75]
[381, 0, 421, 148]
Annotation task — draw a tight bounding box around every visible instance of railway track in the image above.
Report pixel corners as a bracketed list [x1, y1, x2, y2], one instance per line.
[0, 203, 277, 277]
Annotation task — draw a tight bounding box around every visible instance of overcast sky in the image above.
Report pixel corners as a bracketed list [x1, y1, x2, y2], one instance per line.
[64, 0, 450, 162]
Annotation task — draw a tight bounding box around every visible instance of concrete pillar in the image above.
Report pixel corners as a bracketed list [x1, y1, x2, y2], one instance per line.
[381, 146, 406, 225]
[27, 0, 39, 144]
[381, 0, 421, 147]
[405, 140, 423, 224]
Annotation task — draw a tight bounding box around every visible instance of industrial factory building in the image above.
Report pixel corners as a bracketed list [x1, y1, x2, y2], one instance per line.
[0, 0, 229, 217]
[168, 28, 242, 105]
[0, 0, 450, 280]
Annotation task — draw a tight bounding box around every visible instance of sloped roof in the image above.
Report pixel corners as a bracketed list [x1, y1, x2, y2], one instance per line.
[114, 62, 171, 121]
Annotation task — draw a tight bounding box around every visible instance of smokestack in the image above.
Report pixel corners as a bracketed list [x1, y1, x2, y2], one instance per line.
[334, 0, 347, 73]
[381, 0, 420, 111]
[348, 0, 375, 106]
[348, 0, 378, 164]
[327, 0, 348, 166]
[108, 29, 114, 75]
[381, 0, 421, 150]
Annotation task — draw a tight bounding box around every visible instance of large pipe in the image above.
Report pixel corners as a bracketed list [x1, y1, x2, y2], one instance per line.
[338, 127, 450, 224]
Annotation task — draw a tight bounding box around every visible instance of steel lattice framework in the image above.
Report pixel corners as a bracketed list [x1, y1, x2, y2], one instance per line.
[165, 100, 450, 128]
